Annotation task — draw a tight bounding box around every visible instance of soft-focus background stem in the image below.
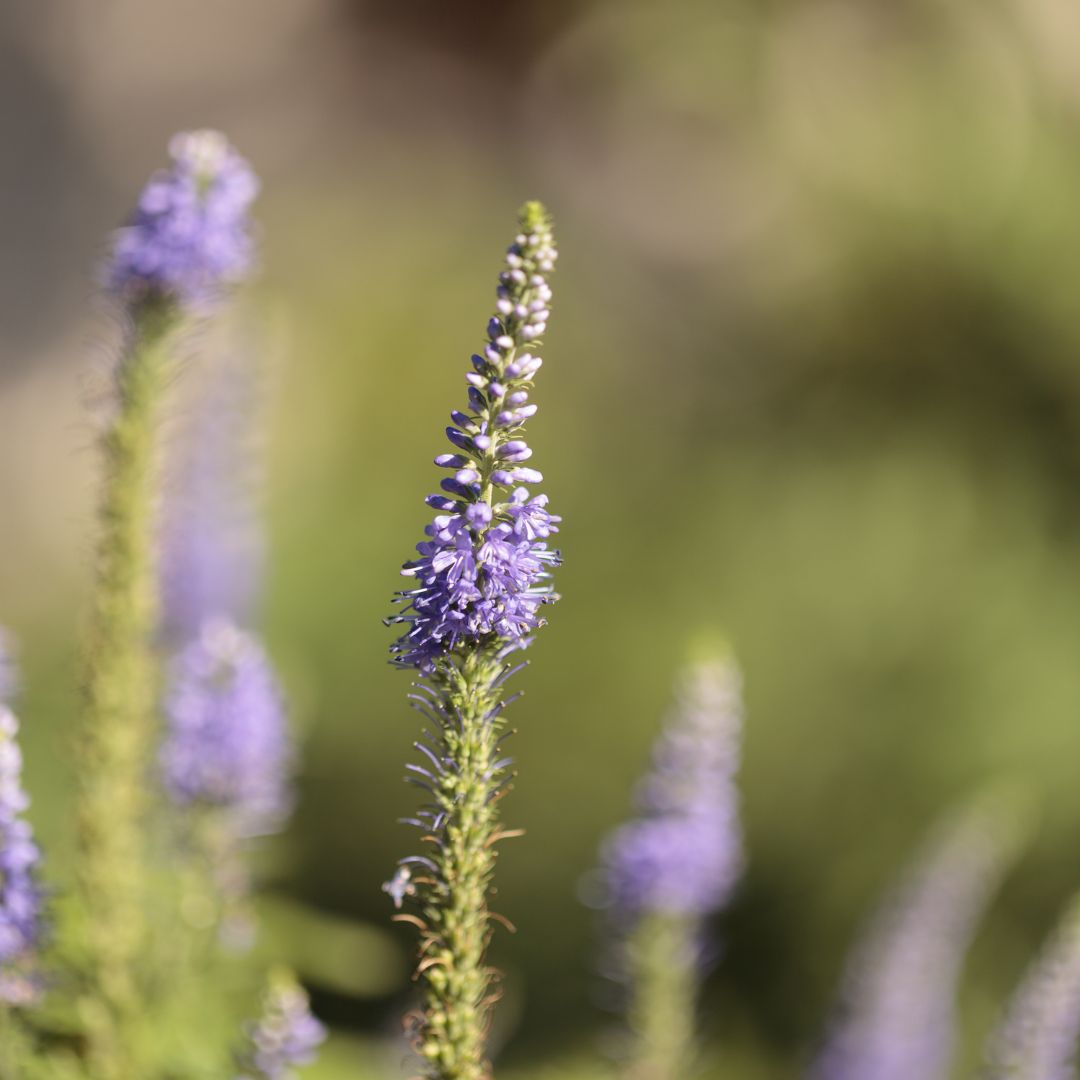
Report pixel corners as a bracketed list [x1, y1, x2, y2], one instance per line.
[73, 305, 174, 1079]
[625, 912, 696, 1080]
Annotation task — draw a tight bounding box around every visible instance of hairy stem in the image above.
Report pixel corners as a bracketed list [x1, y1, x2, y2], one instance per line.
[74, 305, 174, 1079]
[419, 650, 508, 1080]
[626, 911, 698, 1080]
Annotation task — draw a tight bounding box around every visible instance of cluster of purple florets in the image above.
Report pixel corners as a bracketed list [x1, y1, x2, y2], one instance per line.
[161, 619, 291, 839]
[389, 206, 560, 671]
[106, 130, 258, 307]
[602, 659, 744, 920]
[236, 975, 326, 1080]
[0, 639, 42, 1005]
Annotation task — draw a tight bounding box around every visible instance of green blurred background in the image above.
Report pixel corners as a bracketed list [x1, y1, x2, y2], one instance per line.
[4, 0, 1080, 1075]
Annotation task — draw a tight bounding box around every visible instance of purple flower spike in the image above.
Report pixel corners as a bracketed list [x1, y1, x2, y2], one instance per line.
[811, 798, 1021, 1080]
[985, 893, 1080, 1080]
[236, 971, 326, 1080]
[601, 657, 745, 923]
[106, 130, 258, 308]
[159, 345, 265, 643]
[386, 205, 562, 1078]
[592, 655, 744, 1080]
[161, 618, 291, 838]
[0, 634, 43, 1006]
[388, 202, 560, 671]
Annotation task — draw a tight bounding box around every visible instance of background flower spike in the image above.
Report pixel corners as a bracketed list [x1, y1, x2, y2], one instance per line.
[158, 334, 266, 646]
[235, 967, 326, 1080]
[0, 632, 44, 1012]
[810, 788, 1029, 1080]
[985, 889, 1080, 1080]
[106, 129, 258, 311]
[73, 129, 258, 1078]
[156, 320, 290, 950]
[595, 648, 745, 1080]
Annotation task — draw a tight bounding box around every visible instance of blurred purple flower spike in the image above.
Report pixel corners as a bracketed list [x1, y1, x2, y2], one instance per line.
[812, 796, 1022, 1080]
[0, 633, 43, 1006]
[986, 891, 1080, 1080]
[106, 130, 258, 309]
[161, 618, 291, 839]
[601, 657, 745, 924]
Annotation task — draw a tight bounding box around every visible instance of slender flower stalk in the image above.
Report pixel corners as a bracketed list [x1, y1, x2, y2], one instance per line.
[810, 796, 1023, 1080]
[235, 969, 325, 1080]
[0, 635, 44, 1009]
[596, 657, 744, 1080]
[985, 891, 1080, 1080]
[384, 202, 560, 1080]
[74, 130, 257, 1078]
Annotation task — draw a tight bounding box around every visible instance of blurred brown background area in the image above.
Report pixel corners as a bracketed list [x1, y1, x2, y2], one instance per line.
[5, 1, 1080, 1076]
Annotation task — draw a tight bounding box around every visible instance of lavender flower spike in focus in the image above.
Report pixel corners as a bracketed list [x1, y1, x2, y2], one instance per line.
[385, 203, 561, 1080]
[811, 795, 1023, 1080]
[985, 891, 1080, 1080]
[389, 201, 560, 671]
[596, 655, 744, 1080]
[0, 636, 43, 1007]
[236, 970, 326, 1080]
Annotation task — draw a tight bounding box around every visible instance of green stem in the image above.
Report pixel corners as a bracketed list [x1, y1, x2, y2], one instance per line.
[419, 650, 508, 1080]
[74, 304, 174, 1079]
[0, 1008, 31, 1079]
[625, 911, 698, 1080]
